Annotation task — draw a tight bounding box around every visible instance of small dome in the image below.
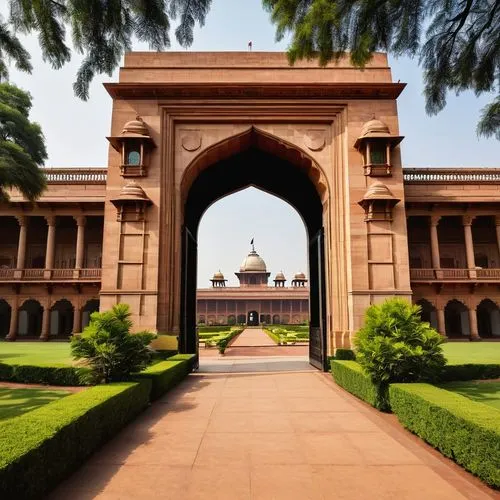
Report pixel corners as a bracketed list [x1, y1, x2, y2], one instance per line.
[275, 271, 286, 281]
[362, 181, 398, 201]
[360, 119, 391, 138]
[213, 270, 225, 280]
[121, 116, 150, 137]
[114, 181, 150, 202]
[240, 250, 267, 272]
[294, 272, 306, 280]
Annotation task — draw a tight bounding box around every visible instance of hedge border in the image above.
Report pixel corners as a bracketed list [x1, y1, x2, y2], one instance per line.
[389, 383, 500, 488]
[0, 362, 94, 386]
[440, 363, 500, 382]
[330, 360, 389, 411]
[0, 380, 152, 500]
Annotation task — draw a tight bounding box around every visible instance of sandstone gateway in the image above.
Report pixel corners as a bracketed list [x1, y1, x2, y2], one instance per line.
[1, 53, 499, 369]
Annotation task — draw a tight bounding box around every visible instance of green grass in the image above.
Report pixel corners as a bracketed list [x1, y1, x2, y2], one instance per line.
[441, 342, 500, 365]
[0, 342, 72, 366]
[0, 387, 70, 421]
[441, 381, 500, 411]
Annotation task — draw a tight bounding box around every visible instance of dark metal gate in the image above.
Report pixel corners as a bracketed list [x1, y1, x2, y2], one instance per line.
[180, 225, 199, 368]
[309, 227, 327, 370]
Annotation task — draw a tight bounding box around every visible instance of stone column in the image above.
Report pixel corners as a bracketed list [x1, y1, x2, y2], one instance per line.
[436, 307, 446, 337]
[40, 302, 50, 341]
[44, 216, 57, 278]
[15, 216, 28, 271]
[74, 215, 86, 279]
[469, 305, 480, 340]
[73, 305, 81, 334]
[463, 215, 476, 278]
[6, 300, 18, 341]
[430, 216, 441, 278]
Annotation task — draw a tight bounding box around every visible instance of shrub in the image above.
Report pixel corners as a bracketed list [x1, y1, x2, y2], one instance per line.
[71, 304, 156, 382]
[389, 383, 500, 488]
[440, 363, 500, 382]
[0, 380, 151, 500]
[134, 358, 192, 400]
[330, 360, 389, 410]
[354, 299, 445, 387]
[335, 348, 356, 360]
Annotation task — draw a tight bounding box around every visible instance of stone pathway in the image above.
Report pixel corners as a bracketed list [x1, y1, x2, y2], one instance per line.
[231, 328, 276, 347]
[49, 370, 496, 499]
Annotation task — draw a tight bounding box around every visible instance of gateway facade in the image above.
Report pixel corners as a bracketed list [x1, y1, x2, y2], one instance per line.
[0, 53, 499, 368]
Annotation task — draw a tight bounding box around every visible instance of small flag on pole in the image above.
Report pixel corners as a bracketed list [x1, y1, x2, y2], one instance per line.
[250, 238, 254, 245]
[248, 41, 252, 51]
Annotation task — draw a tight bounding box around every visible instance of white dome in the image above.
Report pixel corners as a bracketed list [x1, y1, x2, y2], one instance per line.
[240, 250, 267, 272]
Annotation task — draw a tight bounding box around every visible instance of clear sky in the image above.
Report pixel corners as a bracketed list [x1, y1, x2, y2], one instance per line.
[2, 0, 498, 286]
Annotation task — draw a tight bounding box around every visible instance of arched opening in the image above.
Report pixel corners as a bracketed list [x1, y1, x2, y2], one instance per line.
[0, 300, 11, 337]
[416, 299, 437, 330]
[18, 300, 43, 337]
[477, 299, 500, 338]
[247, 310, 259, 326]
[445, 300, 470, 338]
[50, 299, 74, 337]
[272, 314, 280, 325]
[180, 129, 328, 369]
[82, 299, 100, 330]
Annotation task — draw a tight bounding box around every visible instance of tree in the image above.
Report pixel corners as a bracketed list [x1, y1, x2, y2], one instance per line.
[2, 0, 212, 100]
[354, 299, 446, 386]
[263, 0, 500, 139]
[0, 82, 47, 201]
[71, 303, 156, 383]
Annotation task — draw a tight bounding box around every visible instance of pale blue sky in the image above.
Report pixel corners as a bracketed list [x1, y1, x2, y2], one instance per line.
[2, 0, 498, 286]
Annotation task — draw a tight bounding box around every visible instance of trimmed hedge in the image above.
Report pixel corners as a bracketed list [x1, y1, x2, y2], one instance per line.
[0, 362, 94, 386]
[330, 360, 389, 410]
[134, 356, 193, 400]
[440, 363, 500, 382]
[335, 348, 356, 360]
[0, 380, 152, 500]
[390, 383, 500, 488]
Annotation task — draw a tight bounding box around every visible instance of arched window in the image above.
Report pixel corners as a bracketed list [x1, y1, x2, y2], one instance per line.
[416, 299, 437, 330]
[477, 299, 500, 338]
[126, 149, 141, 166]
[0, 300, 11, 337]
[50, 299, 74, 337]
[445, 300, 469, 338]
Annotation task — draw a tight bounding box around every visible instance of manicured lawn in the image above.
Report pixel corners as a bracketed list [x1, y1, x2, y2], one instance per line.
[0, 342, 73, 366]
[441, 342, 500, 365]
[441, 381, 500, 411]
[0, 386, 70, 420]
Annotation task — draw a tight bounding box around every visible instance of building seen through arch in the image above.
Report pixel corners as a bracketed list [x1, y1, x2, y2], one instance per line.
[198, 244, 309, 327]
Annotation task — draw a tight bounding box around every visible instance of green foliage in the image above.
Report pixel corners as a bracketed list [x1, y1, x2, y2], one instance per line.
[263, 0, 500, 139]
[197, 326, 232, 333]
[134, 357, 192, 400]
[440, 364, 500, 382]
[4, 0, 212, 99]
[0, 361, 94, 386]
[354, 299, 445, 386]
[335, 348, 356, 360]
[442, 381, 500, 411]
[0, 82, 47, 201]
[330, 360, 389, 410]
[389, 383, 500, 488]
[0, 380, 151, 500]
[71, 304, 155, 383]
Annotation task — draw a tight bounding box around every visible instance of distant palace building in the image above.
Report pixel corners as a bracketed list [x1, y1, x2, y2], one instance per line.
[197, 245, 309, 326]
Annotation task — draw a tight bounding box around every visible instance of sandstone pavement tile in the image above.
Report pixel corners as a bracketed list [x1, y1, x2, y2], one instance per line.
[249, 397, 288, 412]
[184, 465, 251, 500]
[329, 411, 382, 432]
[194, 432, 252, 466]
[214, 397, 256, 413]
[154, 398, 217, 418]
[206, 411, 254, 433]
[250, 412, 294, 433]
[149, 413, 210, 433]
[311, 465, 473, 500]
[297, 433, 365, 465]
[288, 412, 338, 433]
[284, 396, 357, 413]
[346, 432, 423, 465]
[249, 433, 308, 465]
[250, 465, 324, 500]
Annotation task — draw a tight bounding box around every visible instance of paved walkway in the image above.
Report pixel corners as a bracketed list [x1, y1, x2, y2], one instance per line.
[50, 371, 496, 499]
[230, 328, 276, 347]
[199, 355, 315, 373]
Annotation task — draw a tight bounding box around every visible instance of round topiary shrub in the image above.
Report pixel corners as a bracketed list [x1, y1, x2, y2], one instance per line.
[354, 299, 445, 386]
